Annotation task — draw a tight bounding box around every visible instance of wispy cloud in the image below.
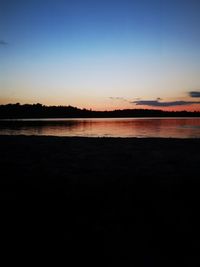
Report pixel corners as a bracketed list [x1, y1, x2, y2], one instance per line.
[132, 100, 200, 107]
[189, 91, 200, 98]
[0, 40, 8, 46]
[109, 97, 129, 102]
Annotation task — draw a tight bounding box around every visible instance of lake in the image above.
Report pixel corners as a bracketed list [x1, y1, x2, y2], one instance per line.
[0, 118, 200, 138]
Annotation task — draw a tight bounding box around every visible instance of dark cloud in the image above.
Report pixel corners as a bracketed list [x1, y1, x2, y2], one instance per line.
[110, 96, 200, 107]
[0, 40, 8, 45]
[189, 91, 200, 98]
[133, 100, 200, 107]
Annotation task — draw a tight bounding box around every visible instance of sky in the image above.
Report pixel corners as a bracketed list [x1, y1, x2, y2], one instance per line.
[0, 0, 200, 111]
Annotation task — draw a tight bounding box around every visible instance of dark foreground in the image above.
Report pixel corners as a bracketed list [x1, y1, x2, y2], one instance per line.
[1, 136, 200, 266]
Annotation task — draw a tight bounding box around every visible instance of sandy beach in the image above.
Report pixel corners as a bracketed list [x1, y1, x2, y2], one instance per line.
[1, 135, 200, 266]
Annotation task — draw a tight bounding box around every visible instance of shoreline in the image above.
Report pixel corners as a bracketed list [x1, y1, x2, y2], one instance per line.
[1, 133, 200, 140]
[1, 135, 199, 183]
[1, 135, 200, 266]
[1, 133, 200, 137]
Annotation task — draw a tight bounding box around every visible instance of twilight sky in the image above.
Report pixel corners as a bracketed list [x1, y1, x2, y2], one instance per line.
[0, 0, 200, 111]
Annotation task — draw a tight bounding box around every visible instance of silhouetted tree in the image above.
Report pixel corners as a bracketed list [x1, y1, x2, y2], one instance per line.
[0, 103, 199, 119]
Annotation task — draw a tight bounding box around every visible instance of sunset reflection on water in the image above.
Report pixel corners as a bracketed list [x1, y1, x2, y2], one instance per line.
[0, 118, 200, 138]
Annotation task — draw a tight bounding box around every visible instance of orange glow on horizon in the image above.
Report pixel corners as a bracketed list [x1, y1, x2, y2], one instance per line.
[0, 95, 199, 112]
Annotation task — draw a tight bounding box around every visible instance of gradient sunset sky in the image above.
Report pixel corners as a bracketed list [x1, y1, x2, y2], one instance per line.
[0, 0, 200, 111]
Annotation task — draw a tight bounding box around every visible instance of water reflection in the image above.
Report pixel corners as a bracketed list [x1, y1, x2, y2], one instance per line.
[0, 118, 200, 138]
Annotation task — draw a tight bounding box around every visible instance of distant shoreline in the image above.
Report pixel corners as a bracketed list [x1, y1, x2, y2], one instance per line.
[0, 103, 199, 118]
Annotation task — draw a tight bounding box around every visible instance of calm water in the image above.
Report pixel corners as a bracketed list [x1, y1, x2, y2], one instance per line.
[0, 118, 200, 138]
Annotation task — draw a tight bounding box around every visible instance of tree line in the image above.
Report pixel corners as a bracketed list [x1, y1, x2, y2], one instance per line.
[0, 103, 199, 118]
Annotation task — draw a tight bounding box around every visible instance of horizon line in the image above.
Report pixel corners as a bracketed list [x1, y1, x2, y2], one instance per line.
[0, 102, 200, 113]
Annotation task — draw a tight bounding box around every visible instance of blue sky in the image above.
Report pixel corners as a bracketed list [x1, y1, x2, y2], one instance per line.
[0, 0, 200, 110]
